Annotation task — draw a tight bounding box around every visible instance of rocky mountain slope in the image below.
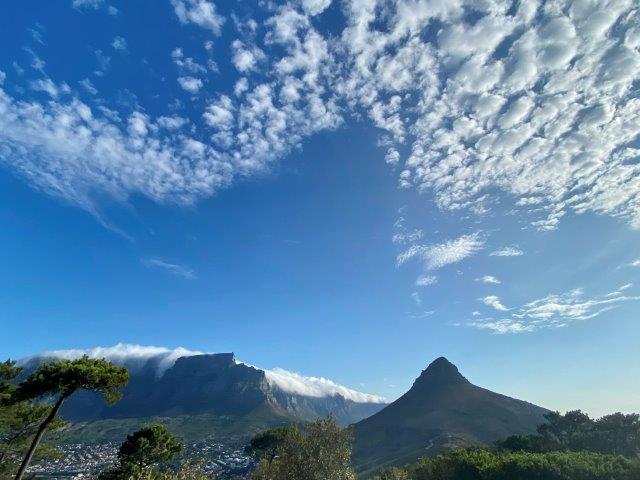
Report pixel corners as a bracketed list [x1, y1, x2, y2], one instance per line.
[21, 349, 386, 437]
[352, 357, 548, 476]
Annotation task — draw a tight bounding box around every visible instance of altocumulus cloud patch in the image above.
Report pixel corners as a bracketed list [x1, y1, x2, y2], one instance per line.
[0, 0, 639, 230]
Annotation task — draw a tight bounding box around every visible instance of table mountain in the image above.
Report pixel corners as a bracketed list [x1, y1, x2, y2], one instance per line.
[21, 351, 386, 435]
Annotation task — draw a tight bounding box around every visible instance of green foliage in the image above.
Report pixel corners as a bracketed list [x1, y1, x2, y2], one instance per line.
[373, 449, 640, 480]
[100, 425, 183, 479]
[371, 466, 410, 480]
[0, 401, 64, 475]
[12, 356, 129, 480]
[118, 425, 183, 470]
[497, 410, 640, 456]
[251, 417, 356, 480]
[99, 461, 209, 480]
[245, 426, 292, 464]
[0, 360, 21, 404]
[131, 461, 210, 479]
[17, 356, 129, 404]
[0, 360, 64, 477]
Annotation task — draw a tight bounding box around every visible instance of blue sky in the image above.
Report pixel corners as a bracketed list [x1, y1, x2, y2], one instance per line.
[1, 0, 640, 416]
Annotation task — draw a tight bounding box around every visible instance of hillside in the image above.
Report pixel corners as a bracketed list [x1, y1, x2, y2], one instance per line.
[352, 357, 548, 476]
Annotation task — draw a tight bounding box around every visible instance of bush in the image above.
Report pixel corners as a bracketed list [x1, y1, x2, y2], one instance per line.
[381, 449, 640, 480]
[251, 417, 356, 480]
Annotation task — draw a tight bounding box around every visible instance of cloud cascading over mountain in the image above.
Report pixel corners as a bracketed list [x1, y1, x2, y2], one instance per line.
[22, 343, 386, 404]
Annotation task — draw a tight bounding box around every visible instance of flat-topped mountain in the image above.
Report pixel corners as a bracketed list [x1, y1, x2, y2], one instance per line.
[352, 357, 548, 476]
[21, 347, 386, 436]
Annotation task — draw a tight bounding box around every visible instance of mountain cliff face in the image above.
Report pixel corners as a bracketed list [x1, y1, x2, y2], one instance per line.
[22, 352, 386, 429]
[352, 357, 549, 476]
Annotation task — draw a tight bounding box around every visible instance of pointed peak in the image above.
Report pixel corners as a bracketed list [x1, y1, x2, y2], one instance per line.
[412, 357, 468, 388]
[427, 356, 456, 371]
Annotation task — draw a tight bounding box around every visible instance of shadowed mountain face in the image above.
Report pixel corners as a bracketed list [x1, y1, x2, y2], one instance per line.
[352, 357, 549, 476]
[23, 353, 386, 429]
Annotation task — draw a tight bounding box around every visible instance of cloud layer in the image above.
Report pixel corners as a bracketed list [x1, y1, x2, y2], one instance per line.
[141, 257, 196, 279]
[1, 0, 639, 232]
[265, 368, 386, 403]
[21, 343, 385, 403]
[470, 286, 640, 333]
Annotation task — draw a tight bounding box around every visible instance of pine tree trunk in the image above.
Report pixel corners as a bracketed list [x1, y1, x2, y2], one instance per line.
[14, 395, 66, 480]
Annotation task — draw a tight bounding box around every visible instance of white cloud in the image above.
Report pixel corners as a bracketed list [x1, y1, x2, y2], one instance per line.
[301, 0, 332, 16]
[27, 343, 203, 376]
[338, 0, 640, 230]
[411, 291, 421, 305]
[631, 259, 640, 267]
[397, 232, 484, 269]
[468, 319, 535, 334]
[3, 0, 640, 236]
[416, 275, 437, 287]
[177, 76, 203, 94]
[265, 368, 386, 403]
[142, 257, 196, 279]
[471, 287, 640, 333]
[171, 48, 207, 74]
[111, 36, 127, 51]
[157, 115, 188, 130]
[490, 247, 524, 257]
[0, 70, 6, 85]
[392, 229, 422, 245]
[477, 275, 501, 284]
[79, 78, 97, 95]
[171, 0, 225, 35]
[72, 0, 104, 9]
[480, 295, 510, 312]
[408, 310, 435, 319]
[231, 40, 265, 73]
[30, 78, 63, 97]
[21, 343, 386, 403]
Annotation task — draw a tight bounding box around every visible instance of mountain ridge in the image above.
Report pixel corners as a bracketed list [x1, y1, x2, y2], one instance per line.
[352, 357, 549, 476]
[20, 347, 387, 436]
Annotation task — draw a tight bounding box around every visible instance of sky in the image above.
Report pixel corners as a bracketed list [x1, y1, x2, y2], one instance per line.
[0, 0, 639, 417]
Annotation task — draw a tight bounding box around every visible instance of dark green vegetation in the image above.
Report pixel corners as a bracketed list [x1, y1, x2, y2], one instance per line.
[497, 410, 640, 456]
[0, 360, 65, 477]
[117, 425, 183, 470]
[251, 417, 356, 480]
[370, 410, 640, 480]
[1, 356, 129, 479]
[54, 408, 294, 445]
[371, 449, 640, 480]
[97, 424, 212, 479]
[99, 424, 185, 479]
[352, 357, 548, 476]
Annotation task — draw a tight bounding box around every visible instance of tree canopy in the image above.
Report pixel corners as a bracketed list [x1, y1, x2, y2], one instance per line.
[12, 356, 129, 480]
[496, 410, 640, 457]
[245, 426, 292, 465]
[0, 360, 64, 477]
[118, 425, 183, 470]
[251, 417, 356, 480]
[17, 356, 129, 404]
[99, 424, 183, 479]
[373, 449, 640, 480]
